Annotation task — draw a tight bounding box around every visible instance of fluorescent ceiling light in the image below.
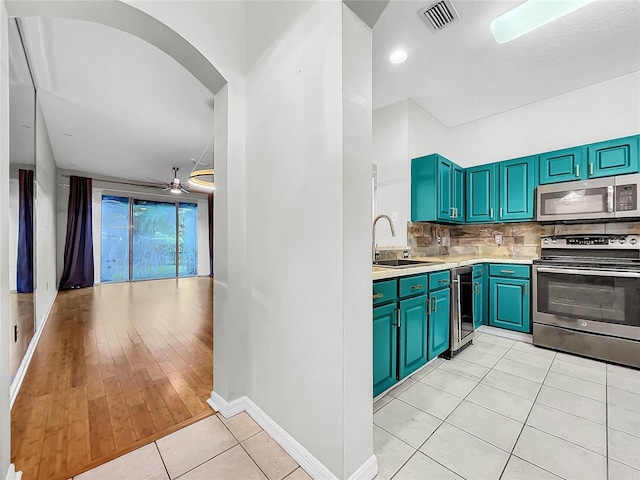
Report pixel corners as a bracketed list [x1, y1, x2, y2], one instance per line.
[389, 50, 408, 64]
[490, 0, 594, 44]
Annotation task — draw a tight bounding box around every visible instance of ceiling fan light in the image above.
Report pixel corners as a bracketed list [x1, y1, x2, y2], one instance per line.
[490, 0, 594, 44]
[189, 168, 215, 190]
[170, 185, 181, 194]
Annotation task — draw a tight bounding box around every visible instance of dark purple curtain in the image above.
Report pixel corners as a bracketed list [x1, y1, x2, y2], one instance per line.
[59, 176, 94, 290]
[17, 169, 34, 293]
[208, 193, 213, 277]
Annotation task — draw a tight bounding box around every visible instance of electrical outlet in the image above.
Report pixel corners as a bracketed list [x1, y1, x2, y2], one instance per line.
[436, 235, 442, 245]
[495, 234, 503, 245]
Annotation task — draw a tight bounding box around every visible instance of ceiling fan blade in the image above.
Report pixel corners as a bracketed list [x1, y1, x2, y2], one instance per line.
[180, 187, 189, 194]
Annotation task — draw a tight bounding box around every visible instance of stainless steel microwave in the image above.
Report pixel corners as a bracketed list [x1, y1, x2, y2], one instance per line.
[536, 173, 640, 222]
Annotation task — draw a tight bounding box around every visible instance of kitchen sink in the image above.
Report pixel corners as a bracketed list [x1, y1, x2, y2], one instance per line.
[373, 259, 444, 268]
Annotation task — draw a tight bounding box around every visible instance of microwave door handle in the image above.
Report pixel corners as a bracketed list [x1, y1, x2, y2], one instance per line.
[607, 186, 614, 213]
[536, 267, 640, 278]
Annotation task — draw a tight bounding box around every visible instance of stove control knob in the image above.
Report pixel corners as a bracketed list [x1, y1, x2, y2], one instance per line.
[543, 238, 550, 244]
[552, 238, 557, 244]
[630, 238, 638, 245]
[620, 239, 626, 244]
[610, 238, 616, 244]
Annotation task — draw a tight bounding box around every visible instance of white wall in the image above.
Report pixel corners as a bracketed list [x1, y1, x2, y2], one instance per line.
[243, 3, 373, 477]
[372, 72, 640, 234]
[372, 100, 408, 246]
[34, 98, 58, 332]
[0, 2, 12, 476]
[408, 72, 640, 167]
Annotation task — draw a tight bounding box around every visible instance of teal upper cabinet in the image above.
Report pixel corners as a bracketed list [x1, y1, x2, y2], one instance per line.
[466, 164, 497, 222]
[538, 135, 639, 185]
[411, 154, 464, 223]
[498, 156, 536, 221]
[453, 165, 465, 222]
[539, 146, 586, 185]
[467, 156, 535, 223]
[587, 135, 639, 178]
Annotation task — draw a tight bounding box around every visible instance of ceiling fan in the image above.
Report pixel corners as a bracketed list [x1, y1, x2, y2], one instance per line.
[146, 166, 189, 194]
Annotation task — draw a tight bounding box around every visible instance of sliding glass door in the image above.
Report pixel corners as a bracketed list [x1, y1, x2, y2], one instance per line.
[101, 196, 198, 283]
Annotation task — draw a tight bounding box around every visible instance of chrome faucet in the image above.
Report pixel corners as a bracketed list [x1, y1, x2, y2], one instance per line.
[372, 214, 396, 262]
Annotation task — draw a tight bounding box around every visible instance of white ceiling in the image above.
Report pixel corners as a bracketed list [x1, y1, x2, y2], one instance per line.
[16, 16, 214, 188]
[373, 0, 640, 127]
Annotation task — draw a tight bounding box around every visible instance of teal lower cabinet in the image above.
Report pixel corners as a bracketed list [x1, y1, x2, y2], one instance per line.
[427, 287, 450, 361]
[373, 302, 398, 397]
[373, 271, 452, 397]
[398, 295, 428, 379]
[472, 265, 485, 329]
[489, 264, 531, 333]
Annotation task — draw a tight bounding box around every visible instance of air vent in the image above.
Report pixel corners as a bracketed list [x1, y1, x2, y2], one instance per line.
[417, 0, 460, 32]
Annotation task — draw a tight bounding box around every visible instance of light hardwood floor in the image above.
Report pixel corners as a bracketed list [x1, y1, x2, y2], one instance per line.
[11, 277, 214, 480]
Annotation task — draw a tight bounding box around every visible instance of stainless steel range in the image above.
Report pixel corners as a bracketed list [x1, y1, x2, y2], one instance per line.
[533, 234, 640, 368]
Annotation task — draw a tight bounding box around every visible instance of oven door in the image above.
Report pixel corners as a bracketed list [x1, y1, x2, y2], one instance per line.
[536, 178, 615, 222]
[533, 266, 640, 340]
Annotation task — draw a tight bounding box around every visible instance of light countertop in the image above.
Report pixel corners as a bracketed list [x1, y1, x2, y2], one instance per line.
[372, 255, 537, 280]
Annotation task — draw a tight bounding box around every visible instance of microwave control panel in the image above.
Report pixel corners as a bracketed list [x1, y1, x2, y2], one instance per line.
[616, 184, 638, 211]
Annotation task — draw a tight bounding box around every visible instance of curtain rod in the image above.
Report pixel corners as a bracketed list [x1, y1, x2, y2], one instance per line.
[61, 174, 162, 189]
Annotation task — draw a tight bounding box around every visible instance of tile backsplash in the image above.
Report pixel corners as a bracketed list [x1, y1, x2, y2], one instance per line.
[408, 221, 640, 258]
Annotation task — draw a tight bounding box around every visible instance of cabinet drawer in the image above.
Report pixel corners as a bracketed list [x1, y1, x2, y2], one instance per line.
[489, 264, 530, 279]
[399, 274, 428, 299]
[429, 270, 450, 289]
[472, 264, 485, 278]
[373, 279, 397, 306]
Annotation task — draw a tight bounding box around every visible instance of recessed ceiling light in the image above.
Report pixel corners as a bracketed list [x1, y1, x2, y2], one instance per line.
[490, 0, 594, 44]
[389, 50, 408, 64]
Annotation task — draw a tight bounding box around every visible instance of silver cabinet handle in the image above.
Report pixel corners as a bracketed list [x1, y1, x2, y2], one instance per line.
[575, 164, 580, 177]
[500, 207, 503, 218]
[450, 207, 455, 218]
[432, 296, 437, 313]
[500, 269, 515, 274]
[438, 279, 448, 284]
[410, 284, 424, 290]
[589, 162, 594, 175]
[489, 208, 494, 218]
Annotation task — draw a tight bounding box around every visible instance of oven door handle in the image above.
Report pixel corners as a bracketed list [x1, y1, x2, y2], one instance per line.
[536, 266, 640, 278]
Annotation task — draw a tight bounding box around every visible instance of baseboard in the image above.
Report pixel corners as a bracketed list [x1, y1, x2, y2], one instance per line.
[5, 464, 22, 480]
[209, 392, 378, 480]
[347, 455, 378, 480]
[477, 325, 533, 344]
[10, 292, 57, 409]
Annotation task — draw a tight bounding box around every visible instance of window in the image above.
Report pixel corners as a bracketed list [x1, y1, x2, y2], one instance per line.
[101, 196, 198, 283]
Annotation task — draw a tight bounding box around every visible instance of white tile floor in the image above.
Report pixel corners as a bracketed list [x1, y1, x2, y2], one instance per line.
[72, 332, 640, 480]
[73, 413, 311, 480]
[374, 332, 640, 480]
